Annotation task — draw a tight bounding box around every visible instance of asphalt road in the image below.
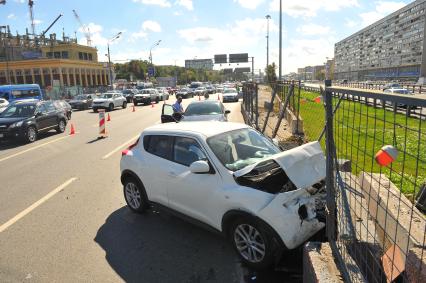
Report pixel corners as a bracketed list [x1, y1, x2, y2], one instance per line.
[0, 96, 301, 283]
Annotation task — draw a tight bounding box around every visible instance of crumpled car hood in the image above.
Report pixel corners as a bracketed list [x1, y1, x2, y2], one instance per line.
[234, 141, 326, 189]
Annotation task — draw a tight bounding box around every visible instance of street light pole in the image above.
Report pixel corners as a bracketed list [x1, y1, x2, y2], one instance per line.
[148, 40, 161, 78]
[278, 0, 282, 81]
[266, 15, 271, 70]
[107, 31, 122, 89]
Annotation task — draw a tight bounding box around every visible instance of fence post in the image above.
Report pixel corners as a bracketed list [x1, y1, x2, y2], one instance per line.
[262, 84, 276, 134]
[255, 83, 259, 130]
[324, 79, 336, 241]
[272, 83, 294, 138]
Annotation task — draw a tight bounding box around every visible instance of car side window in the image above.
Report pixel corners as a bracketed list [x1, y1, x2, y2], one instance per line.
[144, 135, 173, 161]
[173, 137, 206, 167]
[37, 104, 48, 114]
[45, 102, 56, 112]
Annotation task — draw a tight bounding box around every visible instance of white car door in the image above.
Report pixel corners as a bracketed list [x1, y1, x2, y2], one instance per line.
[137, 134, 174, 205]
[113, 94, 120, 107]
[166, 136, 222, 226]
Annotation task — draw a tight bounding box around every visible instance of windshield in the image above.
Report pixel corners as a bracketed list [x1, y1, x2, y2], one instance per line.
[0, 104, 36, 118]
[101, 93, 113, 98]
[207, 128, 280, 171]
[185, 103, 222, 116]
[394, 89, 410, 94]
[74, 95, 86, 100]
[122, 90, 133, 94]
[224, 89, 237, 93]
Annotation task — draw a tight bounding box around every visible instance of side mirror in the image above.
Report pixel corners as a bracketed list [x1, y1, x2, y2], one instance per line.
[189, 160, 210, 174]
[225, 110, 231, 114]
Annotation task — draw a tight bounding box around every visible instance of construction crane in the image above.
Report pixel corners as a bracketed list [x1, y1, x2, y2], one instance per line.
[40, 14, 63, 37]
[72, 9, 92, 46]
[28, 0, 35, 36]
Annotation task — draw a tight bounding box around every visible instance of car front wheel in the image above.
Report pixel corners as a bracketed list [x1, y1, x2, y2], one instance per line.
[108, 103, 114, 112]
[56, 119, 66, 133]
[229, 218, 275, 269]
[123, 177, 149, 213]
[25, 126, 37, 143]
[122, 101, 127, 109]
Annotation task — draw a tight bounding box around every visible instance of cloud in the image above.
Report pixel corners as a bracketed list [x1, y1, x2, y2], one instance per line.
[33, 19, 43, 25]
[234, 0, 264, 10]
[7, 13, 16, 19]
[269, 0, 359, 18]
[345, 18, 358, 28]
[296, 23, 331, 35]
[14, 0, 25, 3]
[142, 20, 162, 32]
[174, 11, 182, 16]
[176, 0, 193, 10]
[78, 23, 108, 46]
[359, 1, 406, 27]
[133, 0, 171, 8]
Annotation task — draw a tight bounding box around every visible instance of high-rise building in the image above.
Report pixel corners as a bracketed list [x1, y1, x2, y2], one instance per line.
[334, 0, 426, 82]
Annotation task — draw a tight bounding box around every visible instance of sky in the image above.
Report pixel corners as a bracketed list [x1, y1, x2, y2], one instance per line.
[1, 0, 413, 74]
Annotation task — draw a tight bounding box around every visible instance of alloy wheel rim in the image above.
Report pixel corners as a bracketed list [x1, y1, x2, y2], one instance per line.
[125, 183, 141, 209]
[234, 224, 266, 263]
[59, 121, 65, 131]
[28, 128, 36, 141]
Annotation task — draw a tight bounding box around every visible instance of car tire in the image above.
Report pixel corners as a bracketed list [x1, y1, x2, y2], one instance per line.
[122, 101, 127, 109]
[229, 217, 276, 270]
[108, 103, 114, 112]
[25, 126, 37, 143]
[93, 108, 98, 113]
[155, 97, 159, 104]
[123, 177, 150, 213]
[56, 119, 66, 133]
[134, 101, 138, 106]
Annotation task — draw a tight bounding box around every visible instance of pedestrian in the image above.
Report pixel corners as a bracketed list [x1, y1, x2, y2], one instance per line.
[172, 96, 184, 114]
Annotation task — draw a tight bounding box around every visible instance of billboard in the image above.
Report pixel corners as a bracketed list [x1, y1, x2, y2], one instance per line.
[214, 54, 227, 64]
[235, 67, 251, 73]
[229, 53, 248, 63]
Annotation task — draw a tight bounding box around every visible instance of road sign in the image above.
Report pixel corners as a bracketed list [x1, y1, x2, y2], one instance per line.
[235, 67, 251, 73]
[148, 66, 155, 76]
[229, 53, 248, 63]
[214, 54, 227, 64]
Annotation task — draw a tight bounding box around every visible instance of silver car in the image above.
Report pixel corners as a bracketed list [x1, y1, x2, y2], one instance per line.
[161, 100, 230, 123]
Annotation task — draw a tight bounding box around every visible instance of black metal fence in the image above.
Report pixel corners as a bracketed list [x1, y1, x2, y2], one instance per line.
[324, 83, 426, 282]
[242, 81, 426, 282]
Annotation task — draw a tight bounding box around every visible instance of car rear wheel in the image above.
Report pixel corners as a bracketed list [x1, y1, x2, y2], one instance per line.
[56, 119, 66, 133]
[108, 103, 114, 112]
[25, 126, 37, 143]
[134, 101, 138, 106]
[123, 177, 149, 213]
[122, 101, 127, 109]
[93, 108, 98, 113]
[229, 217, 275, 269]
[155, 97, 159, 103]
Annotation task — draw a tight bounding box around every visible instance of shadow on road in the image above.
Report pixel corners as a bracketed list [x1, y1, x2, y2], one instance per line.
[95, 207, 303, 283]
[0, 131, 60, 151]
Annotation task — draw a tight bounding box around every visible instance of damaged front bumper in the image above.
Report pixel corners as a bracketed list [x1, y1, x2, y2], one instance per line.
[234, 141, 327, 250]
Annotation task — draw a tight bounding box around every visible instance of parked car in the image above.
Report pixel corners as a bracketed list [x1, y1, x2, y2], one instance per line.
[156, 87, 170, 101]
[122, 89, 138, 103]
[206, 86, 216, 94]
[68, 94, 94, 110]
[383, 88, 416, 108]
[222, 88, 239, 103]
[383, 82, 401, 90]
[0, 100, 67, 143]
[120, 122, 326, 269]
[133, 89, 160, 106]
[161, 100, 230, 123]
[194, 87, 207, 96]
[53, 100, 72, 120]
[92, 92, 127, 112]
[0, 98, 9, 113]
[175, 88, 193, 99]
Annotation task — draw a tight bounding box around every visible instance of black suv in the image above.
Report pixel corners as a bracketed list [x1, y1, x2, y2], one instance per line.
[0, 100, 68, 143]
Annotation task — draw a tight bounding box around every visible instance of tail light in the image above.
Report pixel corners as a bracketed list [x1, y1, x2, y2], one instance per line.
[122, 137, 140, 156]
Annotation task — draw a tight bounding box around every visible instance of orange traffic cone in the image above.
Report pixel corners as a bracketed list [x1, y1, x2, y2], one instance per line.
[199, 95, 201, 101]
[217, 94, 220, 100]
[107, 113, 111, 122]
[132, 105, 135, 112]
[375, 145, 398, 167]
[69, 123, 75, 135]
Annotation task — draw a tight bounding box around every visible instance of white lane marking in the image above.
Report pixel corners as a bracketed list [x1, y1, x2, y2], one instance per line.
[0, 177, 78, 233]
[102, 134, 140, 160]
[0, 135, 71, 163]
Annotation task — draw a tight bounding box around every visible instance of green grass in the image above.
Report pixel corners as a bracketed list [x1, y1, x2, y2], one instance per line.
[294, 89, 426, 198]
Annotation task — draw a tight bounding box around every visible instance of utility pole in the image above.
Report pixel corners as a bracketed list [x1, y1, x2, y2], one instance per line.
[278, 0, 282, 81]
[252, 57, 255, 82]
[107, 32, 122, 89]
[266, 15, 271, 70]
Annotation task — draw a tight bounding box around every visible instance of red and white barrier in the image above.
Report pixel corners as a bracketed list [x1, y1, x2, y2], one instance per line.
[99, 109, 107, 138]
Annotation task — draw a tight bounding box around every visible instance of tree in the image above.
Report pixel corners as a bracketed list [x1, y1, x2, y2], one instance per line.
[265, 63, 277, 83]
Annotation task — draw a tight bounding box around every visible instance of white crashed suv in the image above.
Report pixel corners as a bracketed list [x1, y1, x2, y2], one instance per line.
[120, 122, 326, 269]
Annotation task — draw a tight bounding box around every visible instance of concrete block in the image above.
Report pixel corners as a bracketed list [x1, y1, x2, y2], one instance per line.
[303, 242, 343, 283]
